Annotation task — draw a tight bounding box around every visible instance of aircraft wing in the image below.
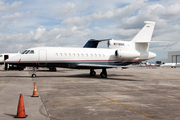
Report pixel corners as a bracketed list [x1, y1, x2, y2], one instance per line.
[77, 64, 130, 68]
[83, 39, 111, 48]
[135, 41, 172, 43]
[77, 64, 155, 69]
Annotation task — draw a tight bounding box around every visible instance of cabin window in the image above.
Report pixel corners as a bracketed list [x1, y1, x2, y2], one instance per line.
[103, 54, 105, 57]
[73, 53, 75, 56]
[60, 53, 63, 56]
[77, 53, 79, 56]
[95, 54, 97, 57]
[25, 50, 30, 54]
[86, 54, 88, 57]
[99, 54, 101, 57]
[91, 54, 93, 57]
[29, 50, 34, 54]
[69, 53, 71, 56]
[22, 50, 27, 54]
[64, 53, 67, 56]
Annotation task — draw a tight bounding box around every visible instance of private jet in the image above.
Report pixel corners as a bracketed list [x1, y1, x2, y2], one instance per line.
[161, 63, 180, 68]
[5, 21, 157, 78]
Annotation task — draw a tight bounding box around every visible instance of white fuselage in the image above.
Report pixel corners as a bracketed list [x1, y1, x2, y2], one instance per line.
[5, 47, 156, 68]
[160, 63, 180, 68]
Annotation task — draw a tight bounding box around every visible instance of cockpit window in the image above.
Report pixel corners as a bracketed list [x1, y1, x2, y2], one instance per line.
[0, 55, 2, 57]
[22, 50, 27, 54]
[29, 50, 34, 54]
[25, 50, 30, 54]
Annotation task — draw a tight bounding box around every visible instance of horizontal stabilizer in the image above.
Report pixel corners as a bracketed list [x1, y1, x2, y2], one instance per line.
[83, 39, 111, 48]
[135, 41, 171, 43]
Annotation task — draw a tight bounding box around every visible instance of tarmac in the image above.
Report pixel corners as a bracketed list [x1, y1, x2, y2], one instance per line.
[0, 66, 180, 120]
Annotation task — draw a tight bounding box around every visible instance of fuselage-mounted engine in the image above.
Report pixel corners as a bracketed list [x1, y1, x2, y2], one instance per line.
[114, 49, 140, 59]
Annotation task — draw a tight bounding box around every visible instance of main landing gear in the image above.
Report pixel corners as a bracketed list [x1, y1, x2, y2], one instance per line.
[49, 67, 57, 71]
[90, 69, 96, 76]
[90, 68, 107, 78]
[100, 68, 107, 78]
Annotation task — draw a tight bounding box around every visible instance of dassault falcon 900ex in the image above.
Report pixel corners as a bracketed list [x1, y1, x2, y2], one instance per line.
[5, 21, 157, 78]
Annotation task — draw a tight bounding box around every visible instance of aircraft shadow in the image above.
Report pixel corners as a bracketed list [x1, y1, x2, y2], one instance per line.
[0, 74, 142, 81]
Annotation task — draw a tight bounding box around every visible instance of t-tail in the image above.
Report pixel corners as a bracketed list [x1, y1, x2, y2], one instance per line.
[108, 21, 156, 61]
[132, 21, 156, 60]
[131, 21, 156, 52]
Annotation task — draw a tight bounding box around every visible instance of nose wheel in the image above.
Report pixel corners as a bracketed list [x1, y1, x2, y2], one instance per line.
[31, 67, 37, 78]
[32, 74, 36, 78]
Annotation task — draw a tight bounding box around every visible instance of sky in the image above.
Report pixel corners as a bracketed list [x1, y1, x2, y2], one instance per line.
[0, 0, 180, 62]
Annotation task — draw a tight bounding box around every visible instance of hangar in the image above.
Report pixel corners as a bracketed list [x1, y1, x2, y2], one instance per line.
[168, 51, 180, 63]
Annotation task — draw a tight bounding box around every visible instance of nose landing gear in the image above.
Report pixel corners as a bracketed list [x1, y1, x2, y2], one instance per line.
[31, 67, 36, 78]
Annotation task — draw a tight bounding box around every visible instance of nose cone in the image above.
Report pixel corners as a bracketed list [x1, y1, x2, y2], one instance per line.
[5, 55, 20, 64]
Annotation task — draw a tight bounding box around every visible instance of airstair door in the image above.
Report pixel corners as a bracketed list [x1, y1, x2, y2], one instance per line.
[39, 49, 47, 66]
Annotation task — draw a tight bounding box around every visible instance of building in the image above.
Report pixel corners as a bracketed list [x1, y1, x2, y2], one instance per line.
[168, 51, 180, 63]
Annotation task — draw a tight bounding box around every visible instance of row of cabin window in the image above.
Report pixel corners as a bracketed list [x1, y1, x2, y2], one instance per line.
[56, 53, 105, 57]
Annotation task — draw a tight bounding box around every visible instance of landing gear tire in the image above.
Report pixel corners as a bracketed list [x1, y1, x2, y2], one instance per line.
[100, 72, 107, 78]
[32, 74, 36, 78]
[90, 71, 96, 76]
[53, 68, 57, 71]
[100, 68, 107, 78]
[49, 67, 57, 71]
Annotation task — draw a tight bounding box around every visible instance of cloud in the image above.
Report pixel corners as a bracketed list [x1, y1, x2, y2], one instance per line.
[0, 1, 22, 13]
[33, 26, 46, 40]
[0, 12, 23, 30]
[1, 12, 23, 20]
[61, 0, 146, 26]
[54, 2, 76, 19]
[120, 3, 180, 29]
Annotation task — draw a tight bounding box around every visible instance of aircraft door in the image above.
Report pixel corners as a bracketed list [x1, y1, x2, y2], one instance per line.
[38, 49, 47, 66]
[4, 55, 9, 70]
[4, 55, 9, 60]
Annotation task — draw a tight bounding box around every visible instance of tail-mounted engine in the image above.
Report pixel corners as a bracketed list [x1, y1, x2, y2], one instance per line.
[115, 49, 140, 59]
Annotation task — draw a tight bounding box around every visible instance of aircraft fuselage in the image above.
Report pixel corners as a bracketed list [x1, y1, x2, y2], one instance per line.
[5, 47, 155, 69]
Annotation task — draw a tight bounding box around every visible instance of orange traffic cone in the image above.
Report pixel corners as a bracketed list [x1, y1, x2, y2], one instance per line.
[31, 82, 39, 97]
[14, 94, 27, 118]
[121, 68, 123, 70]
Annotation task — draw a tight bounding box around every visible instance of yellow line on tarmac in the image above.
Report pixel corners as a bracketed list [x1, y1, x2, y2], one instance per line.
[97, 93, 154, 118]
[63, 80, 74, 85]
[45, 101, 113, 106]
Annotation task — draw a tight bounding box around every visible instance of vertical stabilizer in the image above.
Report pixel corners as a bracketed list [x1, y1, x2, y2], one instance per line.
[131, 21, 155, 52]
[132, 21, 155, 43]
